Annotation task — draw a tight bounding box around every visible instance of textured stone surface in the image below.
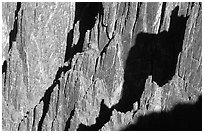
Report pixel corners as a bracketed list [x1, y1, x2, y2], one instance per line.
[2, 2, 202, 131]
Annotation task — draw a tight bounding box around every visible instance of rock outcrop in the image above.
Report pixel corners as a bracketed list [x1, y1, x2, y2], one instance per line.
[2, 2, 202, 131]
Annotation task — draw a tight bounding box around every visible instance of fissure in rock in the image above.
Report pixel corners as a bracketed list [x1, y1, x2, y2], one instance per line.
[75, 5, 190, 131]
[37, 82, 57, 131]
[64, 2, 103, 63]
[158, 2, 166, 32]
[2, 60, 7, 86]
[31, 105, 37, 130]
[8, 2, 21, 52]
[64, 105, 75, 131]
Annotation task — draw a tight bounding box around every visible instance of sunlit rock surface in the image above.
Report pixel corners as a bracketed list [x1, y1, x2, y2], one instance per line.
[2, 2, 202, 131]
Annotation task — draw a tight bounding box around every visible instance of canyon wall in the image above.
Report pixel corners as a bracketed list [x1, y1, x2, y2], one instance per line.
[2, 2, 202, 130]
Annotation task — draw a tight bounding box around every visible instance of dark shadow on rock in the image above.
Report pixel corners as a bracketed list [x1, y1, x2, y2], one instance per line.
[153, 6, 189, 86]
[63, 3, 104, 131]
[113, 32, 156, 112]
[64, 2, 103, 63]
[64, 29, 74, 63]
[77, 99, 113, 131]
[2, 60, 7, 92]
[8, 2, 21, 52]
[64, 105, 75, 131]
[75, 5, 191, 131]
[2, 60, 7, 74]
[76, 2, 103, 54]
[122, 95, 202, 131]
[113, 6, 189, 113]
[37, 80, 60, 131]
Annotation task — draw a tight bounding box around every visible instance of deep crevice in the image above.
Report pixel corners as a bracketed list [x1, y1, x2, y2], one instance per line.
[64, 105, 75, 131]
[75, 2, 103, 53]
[37, 81, 59, 131]
[158, 2, 166, 32]
[136, 2, 141, 22]
[32, 105, 37, 130]
[2, 60, 7, 74]
[2, 60, 8, 99]
[191, 2, 195, 10]
[51, 82, 61, 130]
[37, 63, 71, 131]
[64, 2, 103, 63]
[17, 121, 21, 130]
[64, 29, 74, 63]
[8, 2, 21, 52]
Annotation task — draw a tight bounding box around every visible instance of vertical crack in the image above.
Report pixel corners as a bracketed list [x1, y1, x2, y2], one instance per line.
[17, 121, 21, 131]
[136, 2, 141, 22]
[37, 81, 59, 131]
[37, 64, 70, 131]
[99, 33, 115, 56]
[8, 2, 21, 52]
[158, 2, 166, 32]
[2, 60, 7, 74]
[51, 83, 60, 130]
[64, 105, 75, 131]
[2, 60, 7, 87]
[31, 105, 37, 130]
[17, 111, 29, 130]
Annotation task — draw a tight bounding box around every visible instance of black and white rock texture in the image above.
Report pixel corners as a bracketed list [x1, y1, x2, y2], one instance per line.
[2, 2, 202, 131]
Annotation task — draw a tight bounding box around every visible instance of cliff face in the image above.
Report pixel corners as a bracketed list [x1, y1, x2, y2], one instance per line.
[2, 2, 202, 131]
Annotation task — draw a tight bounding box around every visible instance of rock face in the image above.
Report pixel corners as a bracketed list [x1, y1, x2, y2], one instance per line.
[2, 2, 202, 131]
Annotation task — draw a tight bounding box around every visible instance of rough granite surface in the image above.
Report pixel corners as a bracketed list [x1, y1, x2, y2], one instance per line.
[2, 2, 202, 131]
